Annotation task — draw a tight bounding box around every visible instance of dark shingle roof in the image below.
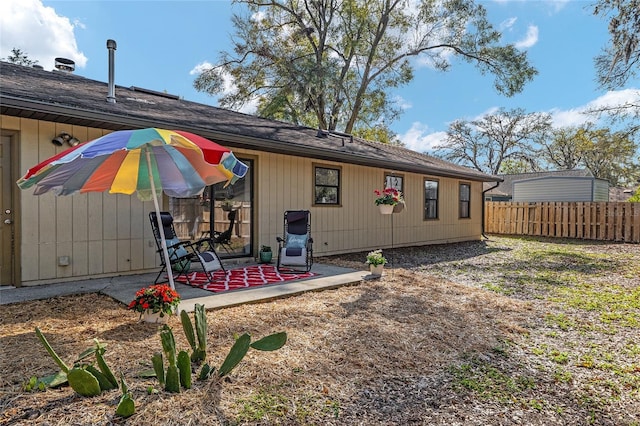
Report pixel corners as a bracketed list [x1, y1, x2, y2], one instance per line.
[0, 62, 499, 182]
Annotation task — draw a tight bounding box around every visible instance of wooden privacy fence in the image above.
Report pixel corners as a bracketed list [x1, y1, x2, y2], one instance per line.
[485, 202, 640, 243]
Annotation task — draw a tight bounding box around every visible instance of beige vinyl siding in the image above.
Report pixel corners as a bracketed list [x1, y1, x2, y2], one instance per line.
[5, 115, 485, 285]
[252, 151, 483, 256]
[4, 117, 158, 285]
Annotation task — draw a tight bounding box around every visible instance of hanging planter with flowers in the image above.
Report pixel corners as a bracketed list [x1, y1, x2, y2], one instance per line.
[128, 284, 181, 323]
[373, 188, 404, 214]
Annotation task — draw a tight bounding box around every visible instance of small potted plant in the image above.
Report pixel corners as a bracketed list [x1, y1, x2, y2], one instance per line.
[128, 284, 181, 323]
[374, 188, 404, 214]
[365, 249, 387, 276]
[259, 245, 273, 264]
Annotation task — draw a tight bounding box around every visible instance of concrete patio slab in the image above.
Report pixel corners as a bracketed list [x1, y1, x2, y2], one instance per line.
[0, 263, 370, 312]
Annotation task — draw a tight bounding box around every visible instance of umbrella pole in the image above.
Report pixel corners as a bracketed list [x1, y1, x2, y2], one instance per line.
[146, 150, 177, 290]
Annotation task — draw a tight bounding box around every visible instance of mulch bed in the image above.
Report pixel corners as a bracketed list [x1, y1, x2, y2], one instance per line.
[1, 236, 638, 425]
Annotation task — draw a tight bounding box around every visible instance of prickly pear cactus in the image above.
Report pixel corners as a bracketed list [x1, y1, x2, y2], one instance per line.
[95, 346, 118, 388]
[193, 304, 207, 362]
[115, 373, 135, 417]
[35, 327, 70, 374]
[180, 304, 207, 363]
[250, 332, 287, 351]
[198, 363, 214, 380]
[152, 352, 165, 386]
[177, 350, 192, 389]
[85, 365, 116, 391]
[165, 365, 180, 393]
[159, 326, 183, 392]
[160, 326, 177, 367]
[67, 368, 101, 397]
[218, 333, 251, 377]
[180, 310, 196, 351]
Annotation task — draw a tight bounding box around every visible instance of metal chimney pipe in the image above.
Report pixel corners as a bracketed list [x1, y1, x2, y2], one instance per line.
[106, 39, 117, 103]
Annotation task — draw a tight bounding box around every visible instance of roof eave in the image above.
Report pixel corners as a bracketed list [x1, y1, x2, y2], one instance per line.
[1, 95, 501, 183]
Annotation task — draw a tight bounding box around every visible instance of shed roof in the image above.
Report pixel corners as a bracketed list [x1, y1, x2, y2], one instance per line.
[1, 61, 499, 182]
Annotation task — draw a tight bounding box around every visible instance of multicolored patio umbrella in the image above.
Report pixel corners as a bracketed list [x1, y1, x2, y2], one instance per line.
[17, 128, 248, 289]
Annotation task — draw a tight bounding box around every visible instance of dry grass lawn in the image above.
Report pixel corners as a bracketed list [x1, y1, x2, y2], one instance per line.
[0, 235, 638, 425]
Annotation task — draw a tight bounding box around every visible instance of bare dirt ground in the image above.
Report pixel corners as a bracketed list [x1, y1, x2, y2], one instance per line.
[0, 235, 638, 425]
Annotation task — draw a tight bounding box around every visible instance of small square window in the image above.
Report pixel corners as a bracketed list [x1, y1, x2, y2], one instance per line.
[385, 174, 404, 193]
[314, 165, 341, 205]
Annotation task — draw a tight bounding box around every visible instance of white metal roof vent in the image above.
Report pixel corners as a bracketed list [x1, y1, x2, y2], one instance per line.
[54, 57, 75, 72]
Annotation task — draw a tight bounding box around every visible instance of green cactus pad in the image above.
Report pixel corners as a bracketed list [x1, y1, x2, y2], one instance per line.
[95, 350, 118, 388]
[116, 396, 135, 417]
[116, 373, 135, 417]
[180, 310, 197, 350]
[177, 351, 192, 389]
[160, 326, 177, 367]
[68, 368, 101, 397]
[35, 327, 70, 374]
[250, 332, 288, 351]
[39, 371, 68, 388]
[165, 365, 180, 393]
[198, 363, 213, 380]
[85, 365, 116, 391]
[152, 352, 165, 386]
[194, 304, 207, 353]
[218, 333, 251, 377]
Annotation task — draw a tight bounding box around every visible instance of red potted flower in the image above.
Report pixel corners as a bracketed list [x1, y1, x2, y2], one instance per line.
[128, 284, 181, 323]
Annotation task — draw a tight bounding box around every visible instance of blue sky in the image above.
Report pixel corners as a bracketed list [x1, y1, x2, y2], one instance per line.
[2, 0, 639, 153]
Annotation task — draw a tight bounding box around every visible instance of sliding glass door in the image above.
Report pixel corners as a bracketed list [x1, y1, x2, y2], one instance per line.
[168, 158, 253, 258]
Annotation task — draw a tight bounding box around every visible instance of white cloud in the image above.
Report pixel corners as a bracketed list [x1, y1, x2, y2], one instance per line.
[548, 107, 589, 128]
[500, 17, 518, 31]
[586, 88, 640, 110]
[547, 0, 571, 14]
[397, 89, 640, 152]
[0, 0, 87, 70]
[549, 88, 640, 127]
[398, 122, 447, 152]
[189, 61, 258, 114]
[393, 95, 412, 112]
[189, 61, 213, 76]
[514, 25, 538, 49]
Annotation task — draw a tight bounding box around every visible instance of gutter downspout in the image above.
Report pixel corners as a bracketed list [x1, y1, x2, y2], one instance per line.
[482, 180, 502, 239]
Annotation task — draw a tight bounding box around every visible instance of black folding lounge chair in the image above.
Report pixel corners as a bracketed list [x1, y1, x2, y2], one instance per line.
[211, 210, 237, 254]
[149, 212, 225, 284]
[276, 210, 313, 273]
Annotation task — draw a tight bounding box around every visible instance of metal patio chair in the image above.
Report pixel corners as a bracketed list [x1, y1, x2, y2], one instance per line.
[149, 211, 225, 284]
[276, 210, 313, 273]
